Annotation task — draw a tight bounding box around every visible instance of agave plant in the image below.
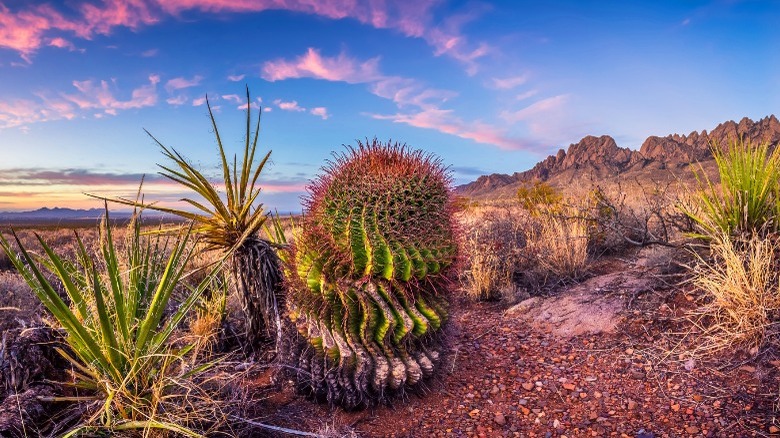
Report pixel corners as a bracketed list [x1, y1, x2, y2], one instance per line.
[683, 137, 780, 238]
[91, 88, 283, 352]
[0, 208, 222, 437]
[282, 139, 459, 409]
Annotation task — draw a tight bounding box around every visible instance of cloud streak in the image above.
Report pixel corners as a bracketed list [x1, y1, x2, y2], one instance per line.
[0, 75, 161, 129]
[0, 0, 488, 71]
[265, 48, 540, 150]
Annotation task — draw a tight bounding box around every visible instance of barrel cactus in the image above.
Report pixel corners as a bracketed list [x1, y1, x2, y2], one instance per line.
[283, 139, 458, 409]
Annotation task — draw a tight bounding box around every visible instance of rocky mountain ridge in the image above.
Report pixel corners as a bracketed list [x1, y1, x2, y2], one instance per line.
[457, 115, 780, 198]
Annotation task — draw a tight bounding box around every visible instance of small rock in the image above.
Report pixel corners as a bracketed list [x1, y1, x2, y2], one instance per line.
[553, 419, 561, 429]
[522, 382, 534, 391]
[563, 383, 576, 391]
[628, 400, 637, 410]
[769, 425, 780, 433]
[490, 386, 500, 395]
[671, 404, 680, 412]
[494, 412, 506, 426]
[685, 425, 699, 434]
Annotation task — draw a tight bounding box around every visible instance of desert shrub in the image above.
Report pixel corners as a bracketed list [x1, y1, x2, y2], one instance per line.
[525, 208, 589, 282]
[688, 232, 780, 355]
[93, 89, 283, 353]
[680, 138, 780, 357]
[459, 206, 525, 301]
[283, 140, 458, 409]
[0, 211, 225, 436]
[459, 202, 590, 299]
[516, 181, 562, 215]
[585, 181, 677, 255]
[683, 138, 780, 238]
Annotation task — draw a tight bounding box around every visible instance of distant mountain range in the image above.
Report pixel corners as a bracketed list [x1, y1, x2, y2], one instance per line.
[456, 115, 780, 199]
[0, 207, 161, 225]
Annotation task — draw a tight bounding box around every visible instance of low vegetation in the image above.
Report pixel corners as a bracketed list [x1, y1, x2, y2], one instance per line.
[683, 138, 780, 357]
[92, 88, 283, 353]
[0, 210, 225, 436]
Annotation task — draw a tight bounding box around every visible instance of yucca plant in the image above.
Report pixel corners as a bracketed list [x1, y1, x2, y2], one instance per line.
[0, 208, 223, 437]
[282, 140, 459, 409]
[91, 88, 283, 352]
[683, 137, 780, 238]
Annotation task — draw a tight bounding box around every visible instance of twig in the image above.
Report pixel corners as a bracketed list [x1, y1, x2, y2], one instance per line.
[230, 416, 321, 436]
[473, 326, 496, 341]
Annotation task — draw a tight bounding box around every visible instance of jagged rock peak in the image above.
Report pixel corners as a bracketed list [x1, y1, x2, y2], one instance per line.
[639, 115, 780, 164]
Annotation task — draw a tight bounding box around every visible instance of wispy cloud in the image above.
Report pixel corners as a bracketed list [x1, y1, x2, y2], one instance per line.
[274, 99, 305, 112]
[310, 107, 329, 120]
[263, 48, 454, 109]
[0, 0, 488, 71]
[491, 74, 529, 90]
[47, 37, 79, 52]
[166, 95, 188, 106]
[0, 75, 161, 129]
[164, 75, 202, 93]
[64, 74, 160, 112]
[263, 48, 382, 83]
[221, 94, 242, 103]
[227, 74, 245, 82]
[500, 95, 569, 123]
[372, 108, 534, 151]
[0, 166, 308, 210]
[265, 48, 530, 150]
[141, 48, 159, 57]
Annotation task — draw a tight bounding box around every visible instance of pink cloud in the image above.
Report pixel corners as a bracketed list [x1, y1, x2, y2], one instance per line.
[64, 74, 159, 112]
[273, 99, 305, 112]
[491, 74, 529, 90]
[500, 95, 569, 123]
[0, 1, 487, 71]
[164, 75, 202, 93]
[227, 74, 245, 81]
[167, 95, 188, 105]
[0, 77, 163, 130]
[265, 49, 455, 110]
[47, 37, 77, 51]
[192, 97, 207, 106]
[372, 108, 532, 151]
[310, 107, 329, 120]
[221, 94, 241, 103]
[262, 48, 382, 83]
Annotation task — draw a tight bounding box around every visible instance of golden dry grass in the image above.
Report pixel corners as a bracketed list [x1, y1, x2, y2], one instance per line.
[458, 203, 590, 300]
[688, 232, 780, 355]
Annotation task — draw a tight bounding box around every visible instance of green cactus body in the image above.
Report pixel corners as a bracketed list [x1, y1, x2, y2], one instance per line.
[284, 140, 458, 409]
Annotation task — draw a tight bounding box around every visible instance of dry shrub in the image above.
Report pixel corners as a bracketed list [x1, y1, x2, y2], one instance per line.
[525, 209, 589, 283]
[459, 202, 590, 300]
[688, 232, 780, 355]
[586, 180, 679, 255]
[189, 273, 229, 357]
[459, 205, 525, 301]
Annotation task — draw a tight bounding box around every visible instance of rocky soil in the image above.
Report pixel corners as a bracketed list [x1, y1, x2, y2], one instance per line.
[263, 256, 779, 437]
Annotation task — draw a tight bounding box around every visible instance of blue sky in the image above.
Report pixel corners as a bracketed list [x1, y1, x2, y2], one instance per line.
[0, 0, 777, 212]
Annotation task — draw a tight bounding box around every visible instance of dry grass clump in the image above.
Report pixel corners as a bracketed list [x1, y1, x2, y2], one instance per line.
[681, 138, 780, 357]
[459, 205, 525, 301]
[688, 232, 780, 355]
[459, 202, 590, 301]
[525, 208, 589, 282]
